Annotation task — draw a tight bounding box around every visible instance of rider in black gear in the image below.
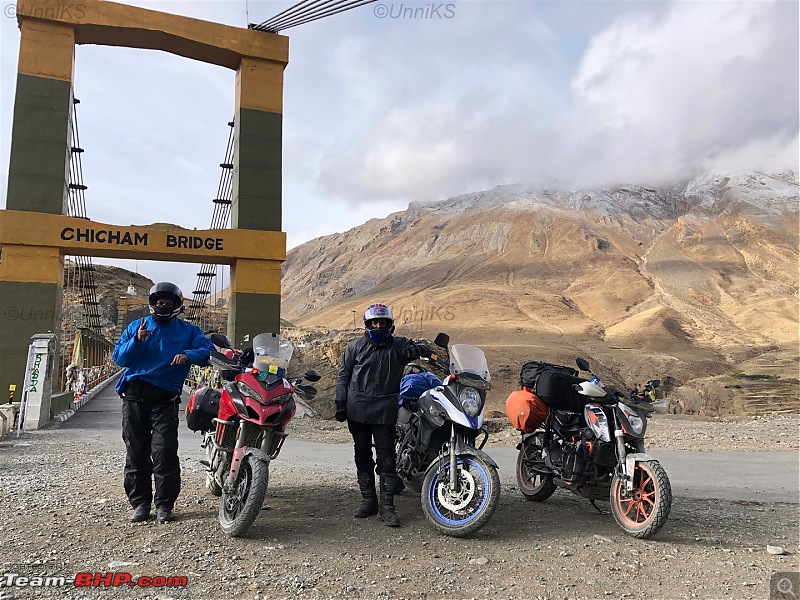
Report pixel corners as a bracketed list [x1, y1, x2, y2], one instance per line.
[335, 303, 429, 527]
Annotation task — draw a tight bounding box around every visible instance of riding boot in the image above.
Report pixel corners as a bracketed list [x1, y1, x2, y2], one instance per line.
[354, 471, 379, 518]
[378, 474, 400, 527]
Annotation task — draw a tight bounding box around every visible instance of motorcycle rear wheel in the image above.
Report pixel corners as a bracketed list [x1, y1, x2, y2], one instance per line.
[516, 437, 557, 501]
[610, 460, 672, 539]
[421, 455, 500, 538]
[218, 456, 269, 537]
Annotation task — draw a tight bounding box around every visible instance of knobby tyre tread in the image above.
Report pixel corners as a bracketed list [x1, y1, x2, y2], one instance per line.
[610, 460, 672, 539]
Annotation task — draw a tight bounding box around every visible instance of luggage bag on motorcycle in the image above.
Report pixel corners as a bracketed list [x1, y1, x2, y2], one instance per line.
[505, 388, 548, 433]
[519, 361, 587, 413]
[186, 386, 221, 432]
[518, 360, 578, 388]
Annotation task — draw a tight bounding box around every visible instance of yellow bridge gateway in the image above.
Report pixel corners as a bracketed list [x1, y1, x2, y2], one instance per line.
[0, 0, 292, 420]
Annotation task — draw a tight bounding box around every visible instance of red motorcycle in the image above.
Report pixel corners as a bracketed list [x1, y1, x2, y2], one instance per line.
[186, 332, 320, 537]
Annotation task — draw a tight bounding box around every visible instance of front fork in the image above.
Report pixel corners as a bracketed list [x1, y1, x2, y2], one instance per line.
[615, 418, 648, 495]
[224, 420, 272, 493]
[449, 424, 458, 492]
[614, 429, 634, 493]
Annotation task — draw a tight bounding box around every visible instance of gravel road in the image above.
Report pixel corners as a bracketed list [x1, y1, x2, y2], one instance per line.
[0, 392, 797, 600]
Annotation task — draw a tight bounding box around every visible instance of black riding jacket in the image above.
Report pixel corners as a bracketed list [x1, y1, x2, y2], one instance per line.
[336, 334, 421, 424]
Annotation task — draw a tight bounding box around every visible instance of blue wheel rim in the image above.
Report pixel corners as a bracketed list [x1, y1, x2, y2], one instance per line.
[427, 457, 490, 526]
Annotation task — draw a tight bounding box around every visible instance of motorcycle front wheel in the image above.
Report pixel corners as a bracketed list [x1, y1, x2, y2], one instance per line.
[421, 455, 500, 538]
[218, 456, 269, 537]
[610, 459, 672, 539]
[516, 436, 556, 501]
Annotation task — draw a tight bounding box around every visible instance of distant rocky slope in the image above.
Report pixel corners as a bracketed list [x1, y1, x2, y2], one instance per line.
[281, 171, 799, 416]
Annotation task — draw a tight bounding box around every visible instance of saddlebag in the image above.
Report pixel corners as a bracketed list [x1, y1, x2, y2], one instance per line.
[519, 360, 578, 388]
[186, 386, 221, 432]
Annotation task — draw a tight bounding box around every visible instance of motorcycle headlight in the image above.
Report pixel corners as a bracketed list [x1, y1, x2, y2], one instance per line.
[236, 381, 261, 401]
[619, 402, 644, 436]
[458, 387, 481, 418]
[627, 413, 644, 435]
[263, 392, 292, 407]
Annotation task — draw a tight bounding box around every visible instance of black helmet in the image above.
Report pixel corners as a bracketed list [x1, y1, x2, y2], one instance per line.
[148, 282, 183, 322]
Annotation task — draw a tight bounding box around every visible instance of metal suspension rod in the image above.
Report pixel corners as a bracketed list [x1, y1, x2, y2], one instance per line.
[256, 0, 325, 30]
[254, 0, 375, 32]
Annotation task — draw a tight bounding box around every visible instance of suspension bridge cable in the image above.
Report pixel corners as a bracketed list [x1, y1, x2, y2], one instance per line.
[253, 0, 376, 32]
[270, 1, 377, 30]
[256, 0, 329, 30]
[185, 120, 236, 326]
[261, 0, 373, 31]
[66, 97, 104, 337]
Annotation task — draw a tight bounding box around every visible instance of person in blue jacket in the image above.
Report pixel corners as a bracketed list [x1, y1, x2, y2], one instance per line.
[113, 282, 215, 524]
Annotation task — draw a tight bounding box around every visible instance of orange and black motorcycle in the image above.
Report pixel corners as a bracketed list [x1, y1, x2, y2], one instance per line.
[515, 358, 672, 539]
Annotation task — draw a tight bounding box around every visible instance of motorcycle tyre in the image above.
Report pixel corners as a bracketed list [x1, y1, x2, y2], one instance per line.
[421, 455, 500, 538]
[610, 459, 672, 539]
[516, 439, 557, 502]
[218, 456, 269, 537]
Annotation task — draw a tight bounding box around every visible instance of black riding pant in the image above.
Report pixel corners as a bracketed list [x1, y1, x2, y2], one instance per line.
[348, 420, 396, 475]
[122, 399, 181, 510]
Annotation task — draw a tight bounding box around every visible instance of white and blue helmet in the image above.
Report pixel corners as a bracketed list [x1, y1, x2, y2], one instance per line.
[364, 303, 395, 342]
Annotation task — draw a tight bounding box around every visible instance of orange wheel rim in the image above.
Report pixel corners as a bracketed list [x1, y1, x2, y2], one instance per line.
[614, 466, 656, 525]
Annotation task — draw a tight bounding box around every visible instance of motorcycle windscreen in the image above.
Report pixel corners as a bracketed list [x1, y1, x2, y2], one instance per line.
[448, 344, 490, 388]
[252, 333, 294, 371]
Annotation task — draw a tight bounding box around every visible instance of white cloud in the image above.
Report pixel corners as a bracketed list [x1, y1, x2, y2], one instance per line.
[1, 0, 797, 294]
[309, 0, 799, 203]
[566, 0, 799, 187]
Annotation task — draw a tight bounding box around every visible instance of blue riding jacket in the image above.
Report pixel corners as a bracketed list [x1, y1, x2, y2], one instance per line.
[113, 315, 215, 396]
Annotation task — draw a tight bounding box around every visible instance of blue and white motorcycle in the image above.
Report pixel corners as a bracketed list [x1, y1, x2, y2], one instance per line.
[396, 333, 500, 537]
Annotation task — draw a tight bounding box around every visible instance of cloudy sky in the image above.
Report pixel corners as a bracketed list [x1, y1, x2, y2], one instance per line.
[1, 0, 797, 297]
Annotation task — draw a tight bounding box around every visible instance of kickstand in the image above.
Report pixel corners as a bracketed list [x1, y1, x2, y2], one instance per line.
[590, 499, 609, 515]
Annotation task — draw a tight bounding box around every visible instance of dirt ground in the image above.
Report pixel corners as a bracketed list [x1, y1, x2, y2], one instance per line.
[287, 413, 800, 453]
[0, 413, 797, 600]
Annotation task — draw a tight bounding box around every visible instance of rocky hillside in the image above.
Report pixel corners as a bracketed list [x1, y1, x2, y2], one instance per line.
[281, 171, 799, 416]
[62, 262, 154, 341]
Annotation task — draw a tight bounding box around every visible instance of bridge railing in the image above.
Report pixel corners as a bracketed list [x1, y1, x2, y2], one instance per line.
[184, 365, 221, 392]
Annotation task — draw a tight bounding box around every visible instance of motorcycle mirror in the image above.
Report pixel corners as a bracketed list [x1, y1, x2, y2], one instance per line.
[434, 333, 449, 348]
[296, 384, 318, 400]
[303, 369, 321, 382]
[210, 333, 232, 349]
[576, 357, 591, 371]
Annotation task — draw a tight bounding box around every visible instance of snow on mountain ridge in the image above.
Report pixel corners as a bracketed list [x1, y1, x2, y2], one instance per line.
[409, 170, 798, 222]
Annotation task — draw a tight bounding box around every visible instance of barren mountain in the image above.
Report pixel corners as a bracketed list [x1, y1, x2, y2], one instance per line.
[281, 171, 799, 416]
